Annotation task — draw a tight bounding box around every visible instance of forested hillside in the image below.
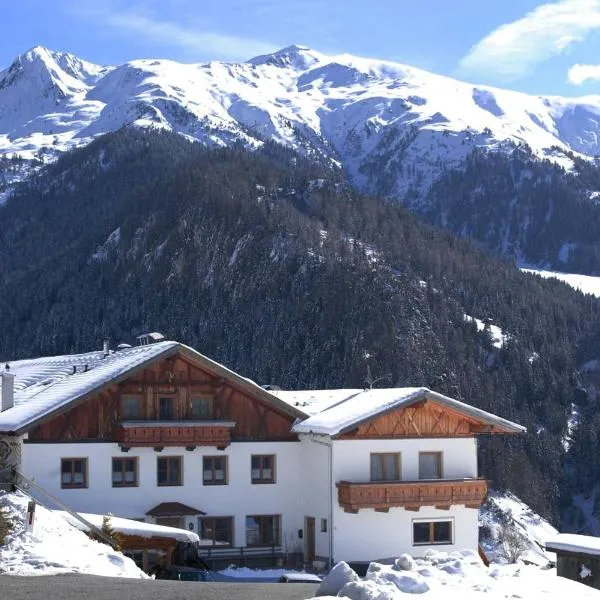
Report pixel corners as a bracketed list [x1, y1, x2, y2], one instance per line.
[407, 146, 600, 273]
[0, 128, 599, 528]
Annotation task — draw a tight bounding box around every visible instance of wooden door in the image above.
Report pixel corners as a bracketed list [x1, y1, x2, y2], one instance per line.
[305, 517, 315, 564]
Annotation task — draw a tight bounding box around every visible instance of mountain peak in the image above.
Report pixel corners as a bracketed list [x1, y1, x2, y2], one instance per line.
[247, 44, 323, 70]
[2, 46, 106, 89]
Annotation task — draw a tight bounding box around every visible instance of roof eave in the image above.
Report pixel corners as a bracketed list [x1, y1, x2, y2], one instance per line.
[176, 345, 307, 421]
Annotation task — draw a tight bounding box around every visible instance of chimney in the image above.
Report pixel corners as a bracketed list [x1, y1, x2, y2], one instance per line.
[103, 339, 110, 358]
[1, 365, 15, 412]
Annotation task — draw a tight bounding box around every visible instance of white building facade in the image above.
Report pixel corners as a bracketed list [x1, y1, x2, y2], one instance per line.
[0, 341, 525, 568]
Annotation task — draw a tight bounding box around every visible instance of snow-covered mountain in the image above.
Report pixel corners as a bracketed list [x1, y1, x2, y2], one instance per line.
[3, 44, 600, 199]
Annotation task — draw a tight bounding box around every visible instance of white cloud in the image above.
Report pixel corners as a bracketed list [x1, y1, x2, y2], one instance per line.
[70, 4, 277, 61]
[457, 0, 600, 82]
[567, 63, 600, 84]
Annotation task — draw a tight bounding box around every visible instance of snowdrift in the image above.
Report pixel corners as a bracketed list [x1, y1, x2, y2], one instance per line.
[0, 492, 146, 577]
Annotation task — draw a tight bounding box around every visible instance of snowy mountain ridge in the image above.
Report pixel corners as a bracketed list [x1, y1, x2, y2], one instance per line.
[2, 44, 600, 199]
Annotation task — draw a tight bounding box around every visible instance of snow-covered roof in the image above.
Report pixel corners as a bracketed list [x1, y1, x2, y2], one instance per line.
[61, 511, 200, 543]
[0, 341, 305, 434]
[285, 387, 526, 436]
[0, 342, 179, 434]
[271, 388, 364, 416]
[546, 534, 600, 556]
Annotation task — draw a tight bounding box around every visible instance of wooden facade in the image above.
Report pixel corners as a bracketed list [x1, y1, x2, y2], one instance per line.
[27, 353, 296, 444]
[546, 546, 600, 590]
[339, 400, 501, 439]
[336, 478, 488, 512]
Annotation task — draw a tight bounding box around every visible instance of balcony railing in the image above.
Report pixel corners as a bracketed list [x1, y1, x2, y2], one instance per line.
[336, 478, 488, 512]
[118, 420, 235, 449]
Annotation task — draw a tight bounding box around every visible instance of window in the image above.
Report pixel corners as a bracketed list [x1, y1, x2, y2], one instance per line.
[203, 456, 227, 485]
[246, 515, 280, 546]
[413, 520, 453, 545]
[199, 517, 234, 546]
[112, 457, 138, 487]
[157, 456, 182, 486]
[251, 455, 276, 484]
[61, 458, 88, 488]
[370, 453, 400, 481]
[121, 395, 142, 419]
[321, 518, 328, 533]
[158, 397, 175, 420]
[419, 452, 443, 479]
[191, 397, 212, 419]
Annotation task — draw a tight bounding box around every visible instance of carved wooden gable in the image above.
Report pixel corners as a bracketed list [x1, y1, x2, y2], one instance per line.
[339, 400, 490, 439]
[28, 352, 296, 442]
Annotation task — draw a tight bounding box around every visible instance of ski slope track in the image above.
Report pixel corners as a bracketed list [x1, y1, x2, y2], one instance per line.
[3, 44, 600, 197]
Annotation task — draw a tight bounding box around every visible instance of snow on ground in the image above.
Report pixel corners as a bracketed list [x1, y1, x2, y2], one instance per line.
[464, 315, 509, 349]
[309, 552, 600, 600]
[562, 403, 580, 451]
[0, 492, 146, 577]
[521, 268, 600, 298]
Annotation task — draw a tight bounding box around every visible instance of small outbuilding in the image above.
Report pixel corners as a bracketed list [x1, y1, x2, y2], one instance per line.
[545, 534, 600, 589]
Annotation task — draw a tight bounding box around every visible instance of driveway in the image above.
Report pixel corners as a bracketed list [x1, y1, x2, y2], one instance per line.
[0, 574, 319, 600]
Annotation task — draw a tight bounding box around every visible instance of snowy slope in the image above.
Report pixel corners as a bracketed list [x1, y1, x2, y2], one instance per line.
[3, 44, 600, 195]
[0, 492, 146, 577]
[480, 491, 558, 566]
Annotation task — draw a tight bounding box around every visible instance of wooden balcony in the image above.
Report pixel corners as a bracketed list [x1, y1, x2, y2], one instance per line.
[337, 478, 488, 513]
[118, 421, 235, 449]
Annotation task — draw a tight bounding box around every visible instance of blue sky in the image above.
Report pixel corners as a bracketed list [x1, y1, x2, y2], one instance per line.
[3, 0, 600, 95]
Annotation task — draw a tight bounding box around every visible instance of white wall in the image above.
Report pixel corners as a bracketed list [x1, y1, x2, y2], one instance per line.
[21, 435, 482, 563]
[332, 438, 478, 482]
[330, 437, 479, 563]
[298, 436, 331, 561]
[333, 505, 479, 562]
[22, 441, 305, 551]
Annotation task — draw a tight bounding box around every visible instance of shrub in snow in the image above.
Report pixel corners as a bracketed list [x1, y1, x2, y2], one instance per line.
[395, 553, 415, 571]
[89, 514, 124, 551]
[316, 561, 359, 596]
[497, 524, 528, 563]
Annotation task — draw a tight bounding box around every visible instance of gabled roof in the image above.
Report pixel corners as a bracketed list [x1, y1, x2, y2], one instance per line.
[277, 387, 526, 436]
[0, 341, 305, 435]
[146, 502, 205, 517]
